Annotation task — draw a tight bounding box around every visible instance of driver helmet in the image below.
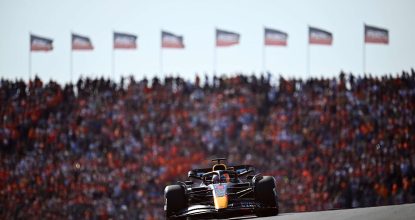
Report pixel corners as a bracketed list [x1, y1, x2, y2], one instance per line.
[212, 174, 220, 184]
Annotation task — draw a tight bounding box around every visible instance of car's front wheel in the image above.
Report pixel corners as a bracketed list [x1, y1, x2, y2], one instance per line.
[164, 185, 187, 220]
[254, 176, 279, 217]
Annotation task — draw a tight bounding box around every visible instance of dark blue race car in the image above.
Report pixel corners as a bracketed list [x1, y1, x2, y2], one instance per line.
[164, 158, 279, 219]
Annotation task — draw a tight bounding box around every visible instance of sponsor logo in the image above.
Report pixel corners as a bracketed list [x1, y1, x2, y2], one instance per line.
[213, 184, 227, 197]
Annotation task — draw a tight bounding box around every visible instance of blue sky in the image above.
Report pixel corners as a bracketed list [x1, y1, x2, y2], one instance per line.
[0, 0, 414, 83]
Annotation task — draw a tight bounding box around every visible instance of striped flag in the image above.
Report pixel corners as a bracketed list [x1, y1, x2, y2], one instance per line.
[365, 25, 388, 44]
[161, 31, 185, 48]
[309, 26, 333, 45]
[216, 29, 240, 47]
[264, 27, 288, 46]
[30, 34, 53, 51]
[114, 32, 137, 49]
[72, 33, 93, 50]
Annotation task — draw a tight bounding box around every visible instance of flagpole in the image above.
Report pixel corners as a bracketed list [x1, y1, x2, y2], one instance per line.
[363, 23, 366, 74]
[29, 32, 32, 81]
[307, 38, 310, 78]
[70, 49, 73, 83]
[262, 26, 267, 74]
[213, 28, 217, 75]
[213, 43, 217, 75]
[159, 29, 163, 75]
[363, 38, 366, 74]
[29, 49, 32, 81]
[109, 30, 114, 81]
[160, 46, 163, 75]
[70, 32, 73, 83]
[262, 40, 266, 75]
[112, 48, 115, 81]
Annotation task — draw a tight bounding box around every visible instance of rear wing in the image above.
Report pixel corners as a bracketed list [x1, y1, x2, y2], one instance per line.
[188, 165, 255, 179]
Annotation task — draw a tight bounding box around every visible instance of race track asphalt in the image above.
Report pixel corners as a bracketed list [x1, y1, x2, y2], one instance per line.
[227, 203, 415, 220]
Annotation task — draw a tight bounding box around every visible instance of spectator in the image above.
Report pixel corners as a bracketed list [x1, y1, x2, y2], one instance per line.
[0, 70, 414, 219]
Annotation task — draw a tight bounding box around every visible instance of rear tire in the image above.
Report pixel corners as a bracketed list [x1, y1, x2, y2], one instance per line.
[164, 185, 187, 220]
[254, 176, 279, 217]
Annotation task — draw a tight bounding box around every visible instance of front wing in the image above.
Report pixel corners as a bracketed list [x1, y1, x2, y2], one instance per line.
[170, 201, 274, 219]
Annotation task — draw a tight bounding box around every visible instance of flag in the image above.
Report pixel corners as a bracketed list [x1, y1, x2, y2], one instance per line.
[161, 31, 185, 48]
[114, 32, 137, 49]
[309, 26, 333, 45]
[365, 24, 388, 44]
[216, 29, 240, 47]
[264, 27, 288, 46]
[30, 34, 53, 51]
[72, 33, 93, 50]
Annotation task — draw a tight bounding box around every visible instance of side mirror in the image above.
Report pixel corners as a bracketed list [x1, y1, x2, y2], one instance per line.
[238, 169, 254, 177]
[188, 171, 202, 180]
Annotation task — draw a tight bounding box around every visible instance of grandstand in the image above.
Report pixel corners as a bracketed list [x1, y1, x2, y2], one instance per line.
[1, 70, 415, 219]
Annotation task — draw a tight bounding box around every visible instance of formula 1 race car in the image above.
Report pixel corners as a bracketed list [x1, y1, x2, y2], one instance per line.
[164, 158, 279, 219]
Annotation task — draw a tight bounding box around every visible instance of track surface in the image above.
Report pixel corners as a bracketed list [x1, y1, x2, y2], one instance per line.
[226, 203, 415, 220]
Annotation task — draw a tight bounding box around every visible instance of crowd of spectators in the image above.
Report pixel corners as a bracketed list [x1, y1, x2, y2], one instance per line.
[1, 70, 414, 219]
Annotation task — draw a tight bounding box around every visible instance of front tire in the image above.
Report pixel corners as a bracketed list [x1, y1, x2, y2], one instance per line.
[164, 185, 187, 220]
[254, 176, 279, 217]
